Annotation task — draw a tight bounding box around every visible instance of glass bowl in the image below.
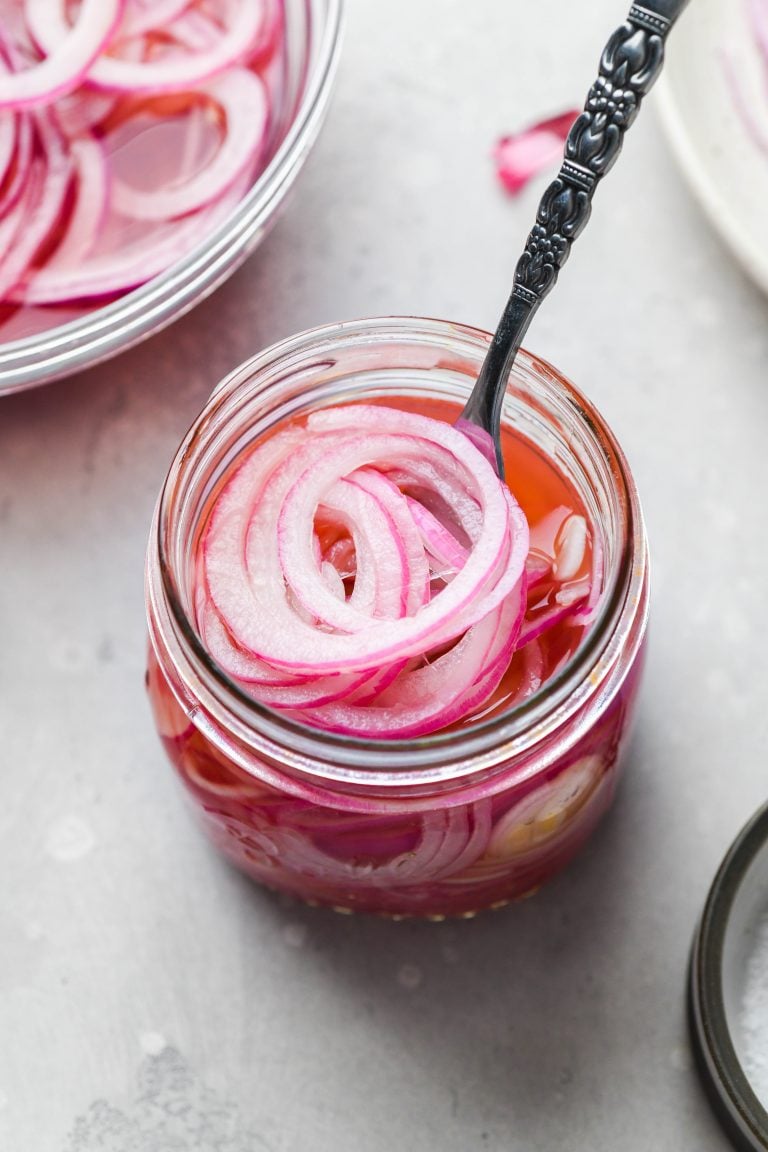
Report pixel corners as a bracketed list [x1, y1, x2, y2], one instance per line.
[689, 801, 768, 1151]
[144, 316, 649, 918]
[0, 0, 343, 396]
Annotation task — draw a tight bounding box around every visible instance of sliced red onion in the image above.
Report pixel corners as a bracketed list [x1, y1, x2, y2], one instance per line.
[0, 117, 33, 219]
[434, 799, 493, 879]
[168, 7, 222, 52]
[0, 175, 35, 288]
[0, 43, 35, 214]
[0, 0, 123, 108]
[525, 550, 553, 589]
[206, 412, 528, 674]
[41, 133, 109, 269]
[55, 87, 118, 135]
[195, 405, 561, 737]
[347, 470, 431, 613]
[14, 168, 250, 302]
[198, 592, 309, 688]
[293, 475, 411, 625]
[283, 468, 433, 626]
[518, 594, 586, 649]
[33, 0, 266, 93]
[405, 495, 469, 575]
[264, 805, 489, 888]
[0, 0, 279, 312]
[110, 69, 266, 221]
[0, 114, 70, 297]
[120, 0, 193, 39]
[385, 458, 483, 544]
[295, 592, 525, 739]
[193, 379, 601, 740]
[517, 508, 596, 645]
[322, 537, 355, 579]
[320, 561, 346, 603]
[249, 667, 383, 711]
[0, 111, 17, 192]
[494, 109, 579, 195]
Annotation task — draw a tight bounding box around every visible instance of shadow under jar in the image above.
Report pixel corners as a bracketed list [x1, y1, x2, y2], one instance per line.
[145, 317, 649, 918]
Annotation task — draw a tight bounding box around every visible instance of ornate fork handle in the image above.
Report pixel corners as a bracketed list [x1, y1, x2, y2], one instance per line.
[461, 1, 691, 473]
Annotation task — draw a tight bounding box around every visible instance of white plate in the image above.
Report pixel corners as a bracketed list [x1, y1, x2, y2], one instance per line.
[656, 0, 768, 294]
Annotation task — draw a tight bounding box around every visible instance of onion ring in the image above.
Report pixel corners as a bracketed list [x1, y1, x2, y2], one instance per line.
[0, 0, 123, 108]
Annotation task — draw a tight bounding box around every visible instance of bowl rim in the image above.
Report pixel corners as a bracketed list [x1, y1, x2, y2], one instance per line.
[0, 0, 344, 396]
[689, 800, 768, 1152]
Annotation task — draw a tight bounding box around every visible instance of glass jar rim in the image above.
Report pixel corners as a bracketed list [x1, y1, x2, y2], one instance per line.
[151, 315, 648, 786]
[0, 0, 344, 395]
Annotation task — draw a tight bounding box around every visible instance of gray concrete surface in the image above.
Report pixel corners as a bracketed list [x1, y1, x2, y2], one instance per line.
[1, 1, 763, 1148]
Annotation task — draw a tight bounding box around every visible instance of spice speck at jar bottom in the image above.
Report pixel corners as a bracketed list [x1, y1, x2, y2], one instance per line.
[145, 318, 649, 918]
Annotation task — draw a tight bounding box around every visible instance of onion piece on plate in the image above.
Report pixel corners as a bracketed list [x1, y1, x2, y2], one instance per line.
[494, 109, 579, 195]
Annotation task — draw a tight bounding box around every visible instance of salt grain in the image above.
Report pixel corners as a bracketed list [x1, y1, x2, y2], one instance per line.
[739, 916, 768, 1105]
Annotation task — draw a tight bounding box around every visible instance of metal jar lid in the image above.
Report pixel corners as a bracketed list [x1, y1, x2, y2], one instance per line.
[689, 801, 768, 1151]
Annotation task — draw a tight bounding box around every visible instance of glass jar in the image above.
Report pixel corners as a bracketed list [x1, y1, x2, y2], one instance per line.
[145, 317, 649, 918]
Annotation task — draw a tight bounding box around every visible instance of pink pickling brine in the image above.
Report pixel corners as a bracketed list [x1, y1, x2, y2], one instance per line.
[145, 320, 649, 917]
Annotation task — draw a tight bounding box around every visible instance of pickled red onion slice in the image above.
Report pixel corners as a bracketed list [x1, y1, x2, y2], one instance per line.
[0, 108, 33, 216]
[494, 110, 579, 195]
[205, 408, 528, 674]
[0, 111, 17, 191]
[195, 405, 542, 737]
[119, 0, 193, 40]
[0, 1, 276, 308]
[42, 134, 110, 267]
[0, 114, 70, 297]
[343, 470, 431, 614]
[266, 802, 493, 887]
[111, 70, 267, 220]
[302, 474, 422, 623]
[32, 0, 266, 93]
[55, 87, 118, 135]
[405, 495, 469, 575]
[297, 594, 526, 739]
[0, 0, 123, 108]
[13, 169, 250, 303]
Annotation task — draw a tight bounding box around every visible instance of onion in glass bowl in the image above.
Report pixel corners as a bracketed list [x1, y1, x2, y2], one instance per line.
[0, 0, 343, 394]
